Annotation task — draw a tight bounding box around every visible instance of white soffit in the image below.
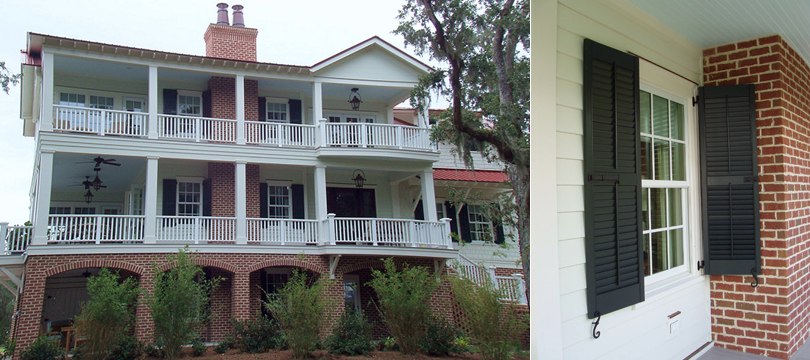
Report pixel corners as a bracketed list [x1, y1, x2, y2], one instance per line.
[626, 0, 810, 65]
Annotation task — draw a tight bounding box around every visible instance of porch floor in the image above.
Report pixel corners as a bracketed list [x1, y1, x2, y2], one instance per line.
[696, 340, 810, 360]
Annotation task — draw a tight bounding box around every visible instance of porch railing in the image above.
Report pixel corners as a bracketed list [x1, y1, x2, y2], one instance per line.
[245, 121, 317, 147]
[328, 217, 451, 248]
[47, 215, 145, 244]
[156, 216, 236, 243]
[246, 218, 319, 244]
[323, 123, 435, 151]
[157, 115, 237, 142]
[53, 105, 147, 137]
[453, 254, 527, 304]
[2, 224, 32, 254]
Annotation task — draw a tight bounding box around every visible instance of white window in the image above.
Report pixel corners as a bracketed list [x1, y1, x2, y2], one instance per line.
[266, 184, 291, 219]
[49, 207, 72, 215]
[178, 92, 202, 116]
[59, 93, 85, 107]
[74, 207, 96, 215]
[89, 95, 114, 109]
[640, 89, 688, 278]
[436, 202, 446, 220]
[266, 100, 288, 122]
[177, 181, 202, 216]
[343, 274, 361, 312]
[467, 204, 493, 242]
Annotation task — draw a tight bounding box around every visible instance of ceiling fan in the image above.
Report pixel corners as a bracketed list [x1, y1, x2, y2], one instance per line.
[77, 156, 122, 170]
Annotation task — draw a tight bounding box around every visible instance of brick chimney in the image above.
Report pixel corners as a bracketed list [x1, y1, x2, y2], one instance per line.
[203, 3, 257, 62]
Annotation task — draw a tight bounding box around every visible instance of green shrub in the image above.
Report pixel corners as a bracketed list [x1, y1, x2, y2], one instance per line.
[449, 276, 527, 360]
[263, 271, 325, 359]
[380, 337, 398, 352]
[324, 311, 374, 356]
[147, 248, 221, 359]
[143, 343, 163, 358]
[232, 317, 282, 353]
[20, 336, 64, 360]
[107, 336, 142, 360]
[1, 338, 16, 357]
[213, 338, 232, 354]
[190, 338, 206, 357]
[419, 316, 462, 356]
[74, 269, 140, 360]
[368, 258, 437, 354]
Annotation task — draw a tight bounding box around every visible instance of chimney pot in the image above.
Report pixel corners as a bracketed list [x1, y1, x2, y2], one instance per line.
[232, 4, 245, 27]
[216, 3, 230, 25]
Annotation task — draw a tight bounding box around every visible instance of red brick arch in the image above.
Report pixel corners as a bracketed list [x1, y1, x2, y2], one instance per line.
[340, 260, 386, 275]
[45, 259, 145, 278]
[245, 258, 325, 274]
[156, 258, 237, 274]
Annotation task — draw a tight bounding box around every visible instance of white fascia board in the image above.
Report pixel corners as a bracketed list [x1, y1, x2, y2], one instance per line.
[312, 76, 418, 89]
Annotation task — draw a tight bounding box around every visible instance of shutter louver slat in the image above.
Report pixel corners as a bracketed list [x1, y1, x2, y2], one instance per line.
[583, 39, 644, 319]
[699, 85, 760, 275]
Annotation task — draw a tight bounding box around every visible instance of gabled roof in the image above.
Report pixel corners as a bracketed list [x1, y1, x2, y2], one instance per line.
[310, 36, 433, 74]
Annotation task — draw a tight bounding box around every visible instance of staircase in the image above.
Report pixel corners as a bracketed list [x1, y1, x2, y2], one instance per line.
[452, 253, 527, 305]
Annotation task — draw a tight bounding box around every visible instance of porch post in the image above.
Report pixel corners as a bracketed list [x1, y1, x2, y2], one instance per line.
[143, 156, 159, 244]
[312, 80, 323, 123]
[314, 165, 328, 244]
[148, 66, 158, 139]
[32, 151, 54, 246]
[235, 75, 246, 145]
[41, 52, 54, 132]
[420, 168, 438, 222]
[235, 161, 247, 244]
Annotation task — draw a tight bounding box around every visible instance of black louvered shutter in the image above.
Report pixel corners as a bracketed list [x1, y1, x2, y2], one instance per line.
[583, 39, 643, 318]
[202, 90, 212, 118]
[291, 184, 305, 219]
[699, 85, 760, 275]
[203, 179, 212, 216]
[163, 89, 177, 115]
[289, 99, 302, 124]
[259, 183, 268, 218]
[162, 179, 177, 216]
[444, 201, 459, 239]
[258, 97, 266, 121]
[414, 200, 424, 220]
[458, 204, 471, 243]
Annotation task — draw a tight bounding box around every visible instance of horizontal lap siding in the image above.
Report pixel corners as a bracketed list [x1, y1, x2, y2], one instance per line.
[556, 1, 707, 358]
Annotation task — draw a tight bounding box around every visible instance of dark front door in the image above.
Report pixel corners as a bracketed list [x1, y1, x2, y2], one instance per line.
[327, 187, 377, 218]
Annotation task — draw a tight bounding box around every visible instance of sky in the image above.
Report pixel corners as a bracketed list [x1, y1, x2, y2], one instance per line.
[0, 0, 441, 224]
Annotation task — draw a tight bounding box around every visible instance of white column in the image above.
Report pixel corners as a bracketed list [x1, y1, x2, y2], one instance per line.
[236, 75, 246, 145]
[143, 156, 159, 244]
[421, 168, 437, 222]
[32, 151, 54, 245]
[148, 66, 158, 139]
[312, 80, 323, 122]
[313, 165, 327, 221]
[41, 53, 54, 131]
[235, 161, 247, 244]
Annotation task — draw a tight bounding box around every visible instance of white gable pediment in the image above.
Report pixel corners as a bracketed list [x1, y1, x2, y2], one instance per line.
[312, 41, 429, 84]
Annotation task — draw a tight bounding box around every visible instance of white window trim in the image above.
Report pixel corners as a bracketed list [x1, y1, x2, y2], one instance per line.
[467, 204, 494, 242]
[265, 181, 293, 219]
[177, 90, 203, 116]
[323, 111, 378, 123]
[639, 82, 697, 288]
[176, 179, 203, 217]
[265, 97, 290, 123]
[122, 97, 147, 112]
[343, 274, 361, 312]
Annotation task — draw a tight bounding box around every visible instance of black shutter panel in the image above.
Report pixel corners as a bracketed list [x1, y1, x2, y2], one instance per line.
[259, 183, 268, 218]
[291, 184, 305, 219]
[162, 179, 177, 216]
[458, 204, 471, 243]
[163, 89, 177, 115]
[203, 179, 212, 216]
[444, 201, 459, 240]
[258, 97, 266, 121]
[583, 39, 644, 318]
[202, 90, 212, 118]
[289, 99, 302, 124]
[699, 85, 760, 275]
[414, 200, 425, 220]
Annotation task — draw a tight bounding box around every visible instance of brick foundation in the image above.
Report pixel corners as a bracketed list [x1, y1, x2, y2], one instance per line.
[703, 35, 810, 359]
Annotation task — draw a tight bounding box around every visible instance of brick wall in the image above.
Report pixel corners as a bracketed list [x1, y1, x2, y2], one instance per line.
[703, 35, 810, 359]
[203, 24, 257, 62]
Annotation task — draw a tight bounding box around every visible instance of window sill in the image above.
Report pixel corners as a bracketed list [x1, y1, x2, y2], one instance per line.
[633, 272, 706, 310]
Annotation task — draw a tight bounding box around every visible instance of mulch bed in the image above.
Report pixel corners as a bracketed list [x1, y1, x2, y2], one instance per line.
[143, 348, 530, 359]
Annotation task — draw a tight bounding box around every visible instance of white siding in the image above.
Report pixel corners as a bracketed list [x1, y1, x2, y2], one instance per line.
[433, 143, 503, 171]
[553, 0, 710, 359]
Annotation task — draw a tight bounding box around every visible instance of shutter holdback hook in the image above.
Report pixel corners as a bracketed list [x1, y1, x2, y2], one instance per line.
[591, 311, 601, 339]
[751, 267, 759, 288]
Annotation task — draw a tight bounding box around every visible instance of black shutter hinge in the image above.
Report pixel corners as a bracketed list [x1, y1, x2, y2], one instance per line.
[591, 311, 601, 339]
[697, 260, 705, 271]
[692, 96, 699, 106]
[751, 267, 759, 288]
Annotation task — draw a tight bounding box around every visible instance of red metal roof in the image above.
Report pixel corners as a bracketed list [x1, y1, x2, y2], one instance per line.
[433, 169, 508, 183]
